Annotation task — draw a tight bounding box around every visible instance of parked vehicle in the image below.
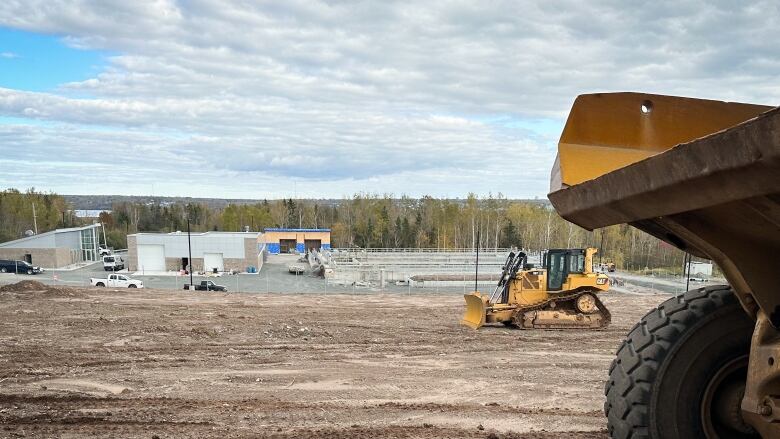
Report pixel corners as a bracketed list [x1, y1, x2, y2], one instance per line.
[0, 259, 43, 275]
[90, 274, 143, 288]
[596, 262, 616, 273]
[549, 92, 778, 437]
[192, 280, 227, 292]
[102, 255, 125, 271]
[98, 245, 113, 256]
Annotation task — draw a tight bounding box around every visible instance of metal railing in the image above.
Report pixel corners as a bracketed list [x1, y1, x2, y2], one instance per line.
[332, 247, 518, 254]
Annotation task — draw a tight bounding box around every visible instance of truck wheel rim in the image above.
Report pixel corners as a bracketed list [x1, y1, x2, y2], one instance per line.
[701, 355, 755, 437]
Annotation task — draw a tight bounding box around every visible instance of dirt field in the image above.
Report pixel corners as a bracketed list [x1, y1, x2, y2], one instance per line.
[0, 281, 673, 438]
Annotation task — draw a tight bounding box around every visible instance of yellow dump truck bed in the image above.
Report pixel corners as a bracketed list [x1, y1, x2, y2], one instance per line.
[548, 93, 780, 325]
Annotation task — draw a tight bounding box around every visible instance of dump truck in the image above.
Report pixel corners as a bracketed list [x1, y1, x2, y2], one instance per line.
[548, 92, 779, 438]
[461, 248, 611, 329]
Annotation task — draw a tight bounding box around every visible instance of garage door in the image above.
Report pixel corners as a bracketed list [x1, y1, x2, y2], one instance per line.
[203, 252, 224, 272]
[137, 244, 165, 272]
[304, 239, 321, 252]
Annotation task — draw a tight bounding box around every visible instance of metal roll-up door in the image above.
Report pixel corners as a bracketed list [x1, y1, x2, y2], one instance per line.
[137, 245, 165, 272]
[204, 252, 224, 272]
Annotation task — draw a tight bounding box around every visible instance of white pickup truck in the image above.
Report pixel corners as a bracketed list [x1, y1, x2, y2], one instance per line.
[90, 274, 144, 288]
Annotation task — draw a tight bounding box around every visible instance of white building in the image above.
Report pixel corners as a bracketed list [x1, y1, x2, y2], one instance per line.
[0, 224, 102, 268]
[127, 231, 261, 273]
[687, 261, 713, 277]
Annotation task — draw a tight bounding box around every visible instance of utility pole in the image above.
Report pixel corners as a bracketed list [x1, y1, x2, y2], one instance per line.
[474, 229, 480, 293]
[101, 222, 108, 248]
[187, 218, 194, 288]
[32, 203, 38, 234]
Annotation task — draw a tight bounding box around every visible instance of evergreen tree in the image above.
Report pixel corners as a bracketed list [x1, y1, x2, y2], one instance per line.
[502, 220, 520, 248]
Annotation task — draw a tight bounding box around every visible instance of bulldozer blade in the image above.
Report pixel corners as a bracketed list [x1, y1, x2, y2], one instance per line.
[461, 293, 488, 329]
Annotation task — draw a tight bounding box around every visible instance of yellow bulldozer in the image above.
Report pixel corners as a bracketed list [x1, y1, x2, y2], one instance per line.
[460, 247, 610, 329]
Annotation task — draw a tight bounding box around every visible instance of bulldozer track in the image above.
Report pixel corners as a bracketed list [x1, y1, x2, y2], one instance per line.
[510, 288, 611, 329]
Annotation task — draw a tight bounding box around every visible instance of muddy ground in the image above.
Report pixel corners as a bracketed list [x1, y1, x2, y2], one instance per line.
[0, 281, 674, 438]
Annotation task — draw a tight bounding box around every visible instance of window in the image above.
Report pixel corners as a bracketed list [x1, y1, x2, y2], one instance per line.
[569, 253, 585, 273]
[547, 252, 566, 290]
[80, 228, 97, 261]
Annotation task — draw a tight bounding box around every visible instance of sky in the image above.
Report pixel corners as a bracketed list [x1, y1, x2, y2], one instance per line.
[0, 1, 779, 199]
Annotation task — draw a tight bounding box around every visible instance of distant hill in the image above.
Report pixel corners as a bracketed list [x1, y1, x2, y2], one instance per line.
[63, 194, 549, 210]
[63, 195, 342, 210]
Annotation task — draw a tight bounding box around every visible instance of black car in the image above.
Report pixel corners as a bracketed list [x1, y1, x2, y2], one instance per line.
[0, 259, 43, 275]
[191, 280, 227, 291]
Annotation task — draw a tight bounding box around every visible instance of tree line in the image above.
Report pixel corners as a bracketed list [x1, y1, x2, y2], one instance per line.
[2, 189, 690, 271]
[0, 189, 70, 243]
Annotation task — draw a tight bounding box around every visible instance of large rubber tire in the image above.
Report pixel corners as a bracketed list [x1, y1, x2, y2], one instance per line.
[605, 285, 757, 439]
[96, 282, 105, 287]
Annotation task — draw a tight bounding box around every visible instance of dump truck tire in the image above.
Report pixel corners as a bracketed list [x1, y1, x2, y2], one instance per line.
[605, 285, 757, 439]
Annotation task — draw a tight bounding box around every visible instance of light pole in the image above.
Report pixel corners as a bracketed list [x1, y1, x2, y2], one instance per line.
[187, 218, 193, 288]
[474, 229, 480, 293]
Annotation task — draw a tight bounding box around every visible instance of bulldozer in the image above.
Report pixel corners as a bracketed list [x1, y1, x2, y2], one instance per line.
[549, 92, 780, 438]
[460, 247, 611, 329]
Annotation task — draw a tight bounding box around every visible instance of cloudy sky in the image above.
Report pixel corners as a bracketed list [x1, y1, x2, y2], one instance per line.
[0, 1, 778, 199]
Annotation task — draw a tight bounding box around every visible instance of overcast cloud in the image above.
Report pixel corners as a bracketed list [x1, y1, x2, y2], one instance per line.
[0, 0, 778, 198]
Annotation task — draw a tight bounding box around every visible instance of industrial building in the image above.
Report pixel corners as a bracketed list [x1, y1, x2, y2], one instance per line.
[127, 231, 261, 273]
[0, 224, 103, 268]
[262, 228, 331, 254]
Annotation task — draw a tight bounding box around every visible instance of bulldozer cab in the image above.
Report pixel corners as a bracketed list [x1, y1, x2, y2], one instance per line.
[544, 248, 588, 291]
